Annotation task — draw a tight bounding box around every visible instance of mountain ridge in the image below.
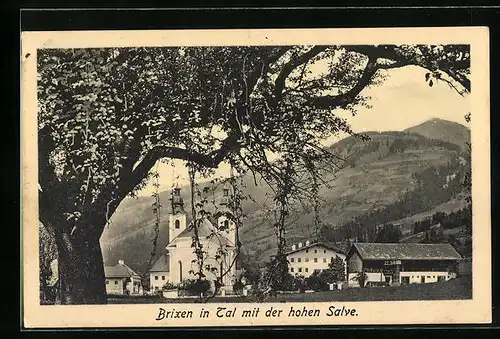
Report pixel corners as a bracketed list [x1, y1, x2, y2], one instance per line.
[100, 118, 471, 271]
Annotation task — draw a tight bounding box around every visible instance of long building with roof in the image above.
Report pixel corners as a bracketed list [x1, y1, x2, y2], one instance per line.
[346, 242, 462, 287]
[149, 186, 238, 293]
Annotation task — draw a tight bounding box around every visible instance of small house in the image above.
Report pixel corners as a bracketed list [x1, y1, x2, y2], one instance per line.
[104, 260, 143, 295]
[149, 253, 170, 292]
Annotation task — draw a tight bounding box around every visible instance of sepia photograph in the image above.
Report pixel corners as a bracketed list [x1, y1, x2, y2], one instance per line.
[21, 27, 491, 327]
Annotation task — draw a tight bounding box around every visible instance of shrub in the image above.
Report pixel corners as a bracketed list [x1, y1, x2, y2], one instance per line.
[162, 281, 177, 291]
[292, 275, 306, 293]
[305, 272, 329, 291]
[233, 280, 244, 294]
[178, 279, 211, 296]
[354, 270, 368, 288]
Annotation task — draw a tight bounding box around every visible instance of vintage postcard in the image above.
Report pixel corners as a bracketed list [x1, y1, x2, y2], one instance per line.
[21, 27, 491, 328]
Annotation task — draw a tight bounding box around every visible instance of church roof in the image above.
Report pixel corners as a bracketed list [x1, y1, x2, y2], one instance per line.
[149, 253, 170, 272]
[168, 218, 234, 247]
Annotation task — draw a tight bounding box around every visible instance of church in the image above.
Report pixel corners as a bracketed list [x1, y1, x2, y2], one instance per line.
[149, 185, 239, 294]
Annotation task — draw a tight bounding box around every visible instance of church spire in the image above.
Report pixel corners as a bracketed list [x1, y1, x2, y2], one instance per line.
[170, 186, 185, 214]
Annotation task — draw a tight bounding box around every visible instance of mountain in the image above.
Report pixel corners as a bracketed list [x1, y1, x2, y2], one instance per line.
[404, 117, 470, 148]
[100, 118, 471, 272]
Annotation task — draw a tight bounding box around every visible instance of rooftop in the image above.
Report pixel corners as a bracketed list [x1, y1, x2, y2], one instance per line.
[104, 261, 141, 278]
[351, 243, 462, 260]
[283, 241, 346, 256]
[169, 218, 234, 247]
[149, 253, 170, 273]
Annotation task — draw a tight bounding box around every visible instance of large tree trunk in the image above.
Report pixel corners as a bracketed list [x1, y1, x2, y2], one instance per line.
[53, 225, 107, 305]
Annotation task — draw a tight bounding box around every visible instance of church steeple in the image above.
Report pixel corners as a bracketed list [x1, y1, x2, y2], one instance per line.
[168, 186, 186, 243]
[170, 185, 185, 214]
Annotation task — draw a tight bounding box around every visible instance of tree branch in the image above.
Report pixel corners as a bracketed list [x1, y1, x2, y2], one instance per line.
[307, 55, 379, 110]
[272, 46, 328, 105]
[97, 133, 242, 226]
[345, 44, 471, 92]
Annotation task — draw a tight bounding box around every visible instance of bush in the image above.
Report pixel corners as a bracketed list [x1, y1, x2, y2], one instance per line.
[178, 279, 211, 296]
[162, 281, 177, 291]
[293, 276, 306, 293]
[282, 275, 306, 292]
[305, 272, 329, 291]
[233, 280, 244, 294]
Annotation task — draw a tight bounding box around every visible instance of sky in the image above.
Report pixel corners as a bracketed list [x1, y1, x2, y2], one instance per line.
[137, 65, 470, 197]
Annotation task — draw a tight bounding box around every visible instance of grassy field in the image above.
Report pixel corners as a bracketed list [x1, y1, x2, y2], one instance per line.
[108, 276, 472, 304]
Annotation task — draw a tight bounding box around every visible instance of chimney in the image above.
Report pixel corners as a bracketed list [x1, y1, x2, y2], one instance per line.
[118, 260, 124, 265]
[305, 240, 310, 246]
[292, 244, 296, 251]
[298, 242, 303, 248]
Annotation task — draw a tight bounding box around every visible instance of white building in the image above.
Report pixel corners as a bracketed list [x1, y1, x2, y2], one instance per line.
[346, 243, 462, 288]
[149, 186, 238, 293]
[104, 260, 143, 295]
[284, 240, 347, 278]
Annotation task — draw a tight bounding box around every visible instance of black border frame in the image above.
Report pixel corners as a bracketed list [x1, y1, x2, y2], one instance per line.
[12, 5, 500, 334]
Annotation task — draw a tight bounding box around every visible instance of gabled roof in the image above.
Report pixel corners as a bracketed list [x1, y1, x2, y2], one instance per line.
[283, 241, 346, 256]
[149, 253, 170, 272]
[104, 262, 140, 278]
[350, 243, 462, 260]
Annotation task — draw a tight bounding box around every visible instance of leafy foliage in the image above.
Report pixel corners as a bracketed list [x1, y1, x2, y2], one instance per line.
[161, 281, 177, 291]
[177, 278, 211, 296]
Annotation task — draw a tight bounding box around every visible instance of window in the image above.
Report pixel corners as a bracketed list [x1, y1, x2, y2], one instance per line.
[155, 276, 158, 280]
[290, 268, 294, 272]
[223, 188, 229, 196]
[305, 268, 309, 272]
[162, 276, 165, 280]
[323, 258, 327, 263]
[175, 219, 180, 229]
[223, 220, 229, 230]
[324, 250, 326, 253]
[306, 250, 309, 253]
[106, 280, 109, 285]
[314, 258, 318, 263]
[298, 268, 302, 272]
[298, 258, 302, 263]
[427, 276, 431, 279]
[305, 258, 309, 262]
[290, 258, 294, 263]
[314, 249, 317, 254]
[114, 280, 118, 285]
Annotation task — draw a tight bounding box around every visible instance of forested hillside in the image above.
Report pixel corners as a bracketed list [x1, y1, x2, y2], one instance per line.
[101, 118, 471, 271]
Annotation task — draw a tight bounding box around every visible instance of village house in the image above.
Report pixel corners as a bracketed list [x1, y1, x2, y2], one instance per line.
[149, 186, 238, 293]
[284, 240, 347, 278]
[104, 260, 143, 295]
[346, 243, 462, 288]
[149, 253, 170, 292]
